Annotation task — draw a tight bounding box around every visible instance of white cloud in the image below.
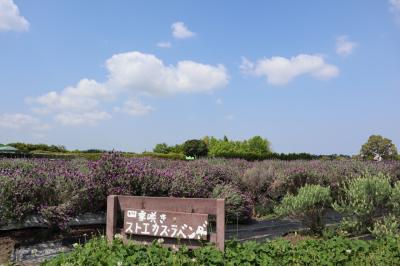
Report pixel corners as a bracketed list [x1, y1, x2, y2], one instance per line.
[32, 79, 111, 114]
[0, 113, 50, 130]
[115, 99, 154, 116]
[241, 54, 339, 85]
[30, 51, 228, 126]
[106, 51, 229, 95]
[336, 35, 357, 56]
[225, 114, 234, 120]
[390, 0, 400, 23]
[171, 21, 195, 39]
[157, 41, 171, 48]
[0, 0, 29, 32]
[55, 111, 111, 126]
[0, 113, 37, 129]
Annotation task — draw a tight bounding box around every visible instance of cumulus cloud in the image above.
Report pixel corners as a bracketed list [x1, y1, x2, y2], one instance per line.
[241, 54, 339, 85]
[30, 51, 228, 126]
[157, 41, 171, 48]
[32, 79, 111, 114]
[336, 35, 357, 56]
[55, 111, 111, 126]
[0, 113, 50, 130]
[171, 21, 196, 39]
[106, 51, 228, 95]
[114, 99, 154, 116]
[0, 0, 29, 32]
[390, 0, 400, 23]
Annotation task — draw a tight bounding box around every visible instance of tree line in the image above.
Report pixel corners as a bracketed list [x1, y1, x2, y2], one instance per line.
[1, 134, 398, 161]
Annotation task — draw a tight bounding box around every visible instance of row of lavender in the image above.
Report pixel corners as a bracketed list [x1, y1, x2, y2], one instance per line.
[1, 152, 399, 229]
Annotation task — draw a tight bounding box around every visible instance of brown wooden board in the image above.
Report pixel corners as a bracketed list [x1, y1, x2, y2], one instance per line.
[123, 209, 208, 240]
[106, 195, 225, 250]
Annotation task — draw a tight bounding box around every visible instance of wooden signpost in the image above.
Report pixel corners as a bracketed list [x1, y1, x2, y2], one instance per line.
[106, 195, 225, 250]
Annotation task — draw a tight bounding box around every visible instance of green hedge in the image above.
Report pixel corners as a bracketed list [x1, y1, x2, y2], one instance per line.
[43, 236, 400, 266]
[210, 152, 350, 161]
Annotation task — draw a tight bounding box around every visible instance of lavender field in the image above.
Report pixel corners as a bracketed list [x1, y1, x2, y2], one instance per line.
[1, 152, 399, 229]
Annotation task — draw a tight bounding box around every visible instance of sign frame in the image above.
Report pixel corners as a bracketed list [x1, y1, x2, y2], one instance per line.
[106, 195, 225, 251]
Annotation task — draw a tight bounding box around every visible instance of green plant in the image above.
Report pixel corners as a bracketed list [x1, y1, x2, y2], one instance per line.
[333, 173, 392, 233]
[391, 181, 400, 216]
[370, 215, 400, 240]
[43, 236, 400, 266]
[274, 184, 332, 234]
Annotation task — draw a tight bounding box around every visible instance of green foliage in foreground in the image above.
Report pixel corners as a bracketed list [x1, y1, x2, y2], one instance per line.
[42, 236, 400, 266]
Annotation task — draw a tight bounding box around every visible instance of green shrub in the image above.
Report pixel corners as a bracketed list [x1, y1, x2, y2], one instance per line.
[212, 184, 253, 223]
[274, 184, 332, 234]
[333, 173, 392, 233]
[391, 182, 400, 216]
[43, 236, 400, 266]
[370, 215, 400, 240]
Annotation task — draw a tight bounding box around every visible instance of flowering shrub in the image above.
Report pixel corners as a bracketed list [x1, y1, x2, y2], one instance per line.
[1, 154, 400, 229]
[212, 184, 253, 223]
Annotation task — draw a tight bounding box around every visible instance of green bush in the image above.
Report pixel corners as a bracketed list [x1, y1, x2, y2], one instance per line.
[43, 236, 400, 266]
[370, 215, 400, 240]
[212, 184, 253, 223]
[333, 173, 392, 233]
[274, 184, 332, 234]
[391, 182, 400, 216]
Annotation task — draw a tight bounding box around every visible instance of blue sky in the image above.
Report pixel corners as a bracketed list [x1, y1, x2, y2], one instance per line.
[0, 0, 399, 154]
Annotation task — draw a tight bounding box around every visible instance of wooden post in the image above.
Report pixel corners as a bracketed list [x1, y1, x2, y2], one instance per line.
[106, 195, 118, 242]
[216, 198, 225, 251]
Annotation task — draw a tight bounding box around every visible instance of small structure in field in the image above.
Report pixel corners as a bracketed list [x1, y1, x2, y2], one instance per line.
[0, 145, 19, 154]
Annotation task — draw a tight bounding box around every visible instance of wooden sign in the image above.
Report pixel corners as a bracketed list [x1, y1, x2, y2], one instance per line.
[106, 195, 225, 250]
[123, 209, 208, 240]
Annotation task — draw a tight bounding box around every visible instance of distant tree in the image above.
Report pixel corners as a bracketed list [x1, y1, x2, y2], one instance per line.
[247, 136, 271, 154]
[207, 135, 272, 160]
[202, 136, 210, 146]
[7, 142, 67, 153]
[360, 135, 398, 160]
[153, 143, 171, 154]
[183, 139, 208, 157]
[170, 144, 184, 154]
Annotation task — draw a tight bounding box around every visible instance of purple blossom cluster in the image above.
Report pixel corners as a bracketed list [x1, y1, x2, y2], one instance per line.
[1, 152, 399, 228]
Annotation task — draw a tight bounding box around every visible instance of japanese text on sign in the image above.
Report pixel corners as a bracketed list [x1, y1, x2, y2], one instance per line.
[123, 209, 208, 240]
